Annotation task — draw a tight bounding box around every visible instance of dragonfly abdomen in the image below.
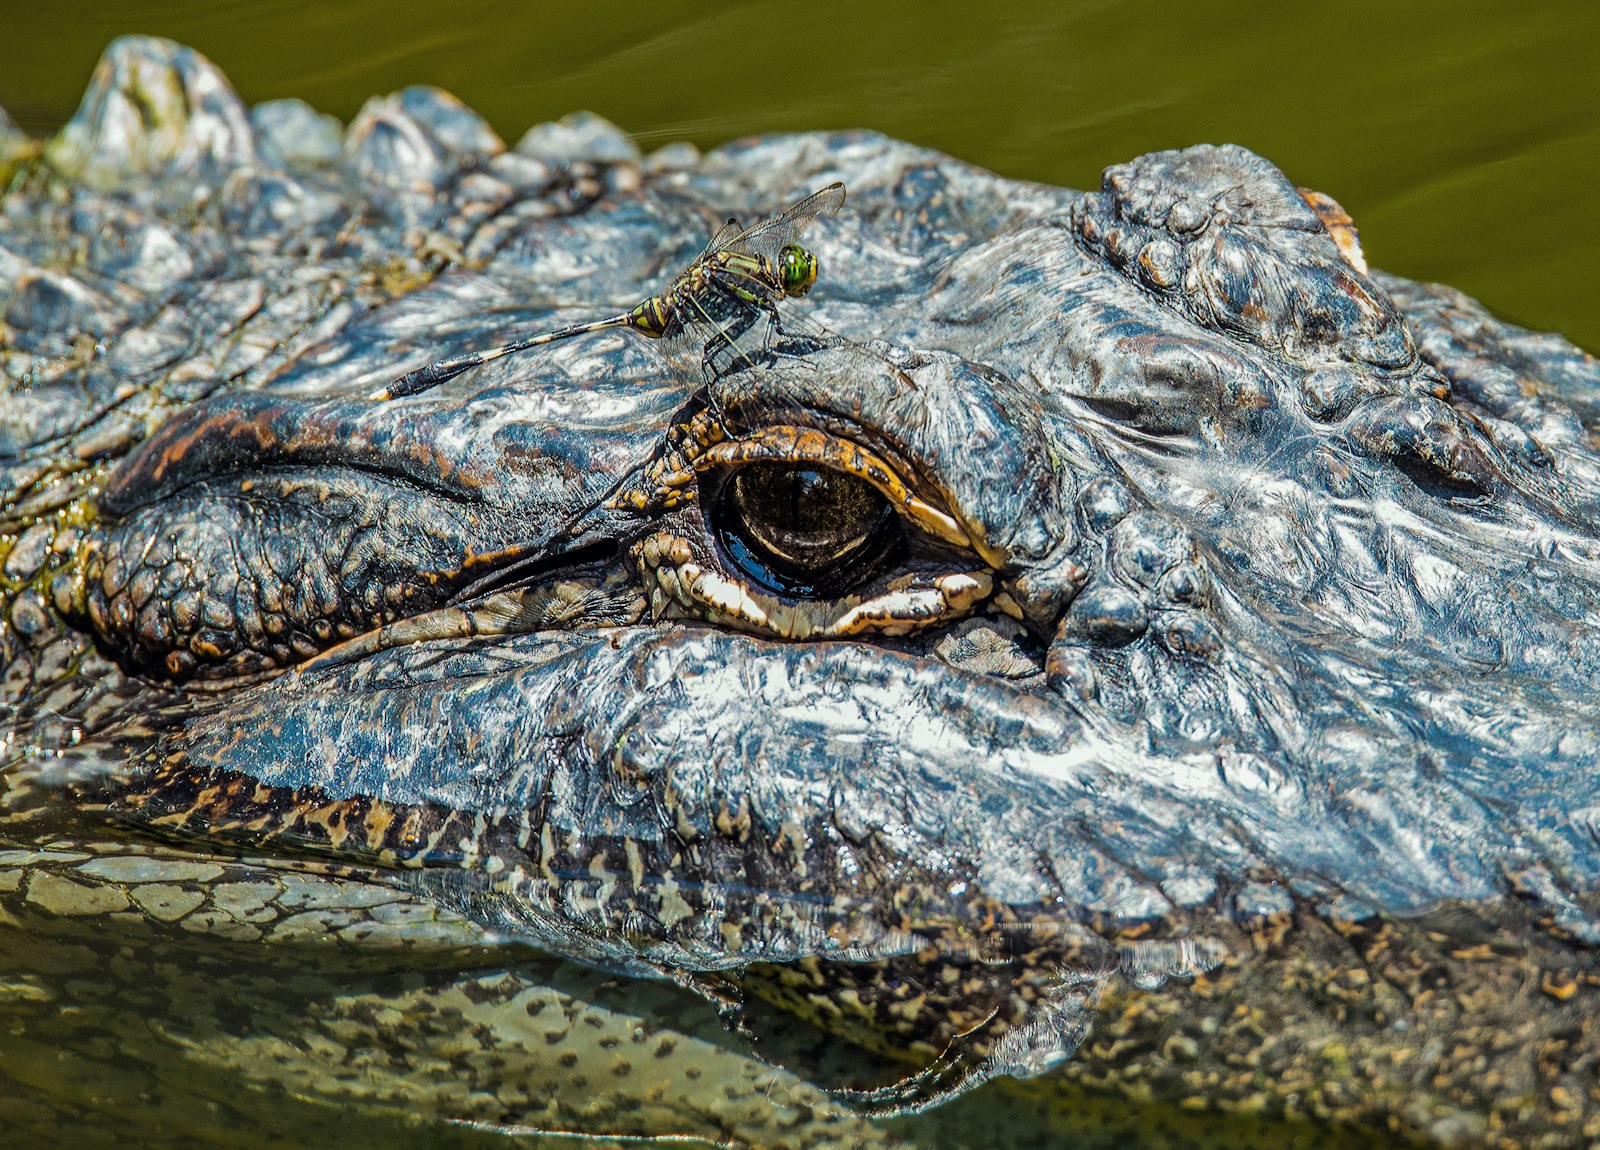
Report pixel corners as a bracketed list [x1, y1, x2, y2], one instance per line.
[629, 295, 671, 338]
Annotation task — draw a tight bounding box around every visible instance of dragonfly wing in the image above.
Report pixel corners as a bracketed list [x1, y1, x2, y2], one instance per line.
[649, 283, 770, 386]
[728, 182, 846, 263]
[698, 216, 743, 258]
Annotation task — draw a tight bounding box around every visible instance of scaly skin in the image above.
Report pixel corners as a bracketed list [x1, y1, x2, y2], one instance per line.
[4, 35, 1600, 1150]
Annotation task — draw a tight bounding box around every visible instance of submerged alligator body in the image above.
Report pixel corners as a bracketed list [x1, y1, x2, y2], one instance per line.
[4, 36, 1600, 1150]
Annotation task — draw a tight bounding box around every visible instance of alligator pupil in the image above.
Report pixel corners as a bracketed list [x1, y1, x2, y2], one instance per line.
[715, 463, 899, 597]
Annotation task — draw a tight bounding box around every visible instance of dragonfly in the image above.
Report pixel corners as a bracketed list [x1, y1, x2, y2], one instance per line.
[371, 182, 846, 401]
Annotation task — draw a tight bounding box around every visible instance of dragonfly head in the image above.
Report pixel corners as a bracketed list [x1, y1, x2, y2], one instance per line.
[778, 244, 820, 297]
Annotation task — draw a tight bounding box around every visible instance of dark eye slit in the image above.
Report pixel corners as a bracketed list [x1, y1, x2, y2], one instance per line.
[448, 538, 619, 605]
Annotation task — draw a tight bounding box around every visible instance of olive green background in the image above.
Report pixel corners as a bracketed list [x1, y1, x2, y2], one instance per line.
[1, 1, 1596, 349]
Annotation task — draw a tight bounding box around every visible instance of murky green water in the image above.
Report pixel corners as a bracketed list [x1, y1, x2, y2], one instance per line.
[0, 1, 1595, 352]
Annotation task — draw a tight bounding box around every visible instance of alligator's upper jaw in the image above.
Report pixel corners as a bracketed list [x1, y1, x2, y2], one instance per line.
[125, 598, 1573, 945]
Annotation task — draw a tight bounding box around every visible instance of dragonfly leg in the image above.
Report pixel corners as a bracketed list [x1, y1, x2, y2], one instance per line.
[704, 309, 756, 379]
[697, 304, 785, 427]
[701, 298, 782, 384]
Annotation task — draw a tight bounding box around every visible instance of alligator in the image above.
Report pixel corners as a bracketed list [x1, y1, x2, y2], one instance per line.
[4, 35, 1600, 1150]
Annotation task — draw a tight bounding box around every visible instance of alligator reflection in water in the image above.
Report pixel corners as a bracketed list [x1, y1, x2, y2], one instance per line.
[4, 34, 1600, 1150]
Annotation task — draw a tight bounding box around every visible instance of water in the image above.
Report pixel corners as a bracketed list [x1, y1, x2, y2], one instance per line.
[0, 806, 1370, 1149]
[0, 1, 1594, 352]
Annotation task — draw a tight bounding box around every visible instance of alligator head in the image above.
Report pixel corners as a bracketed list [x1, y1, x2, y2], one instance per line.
[6, 35, 1600, 1143]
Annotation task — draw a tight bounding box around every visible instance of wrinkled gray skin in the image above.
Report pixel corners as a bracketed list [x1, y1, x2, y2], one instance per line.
[5, 36, 1600, 1150]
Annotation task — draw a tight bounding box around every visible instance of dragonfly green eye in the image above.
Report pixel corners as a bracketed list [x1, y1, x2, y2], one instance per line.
[778, 244, 819, 296]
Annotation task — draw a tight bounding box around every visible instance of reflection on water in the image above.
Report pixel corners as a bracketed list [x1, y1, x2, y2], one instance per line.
[0, 1, 1594, 351]
[0, 813, 1374, 1149]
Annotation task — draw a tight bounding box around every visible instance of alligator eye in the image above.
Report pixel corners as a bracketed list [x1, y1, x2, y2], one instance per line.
[714, 462, 901, 597]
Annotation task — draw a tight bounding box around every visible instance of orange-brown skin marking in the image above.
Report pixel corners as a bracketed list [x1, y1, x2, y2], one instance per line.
[1298, 186, 1368, 274]
[143, 410, 280, 486]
